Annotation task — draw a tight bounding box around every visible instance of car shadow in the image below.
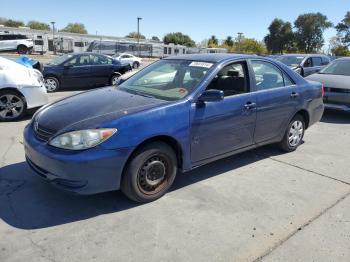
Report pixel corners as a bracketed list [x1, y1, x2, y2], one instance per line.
[321, 109, 350, 124]
[0, 149, 270, 230]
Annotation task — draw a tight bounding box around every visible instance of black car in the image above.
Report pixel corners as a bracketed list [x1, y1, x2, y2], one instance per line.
[43, 52, 131, 92]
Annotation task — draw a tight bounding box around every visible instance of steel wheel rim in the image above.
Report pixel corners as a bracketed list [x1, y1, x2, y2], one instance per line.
[288, 120, 303, 147]
[0, 94, 24, 119]
[137, 155, 169, 195]
[45, 78, 57, 91]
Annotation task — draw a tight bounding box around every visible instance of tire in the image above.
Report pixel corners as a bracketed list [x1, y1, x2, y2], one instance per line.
[132, 61, 140, 69]
[279, 114, 305, 152]
[17, 45, 28, 54]
[110, 73, 122, 85]
[0, 90, 27, 121]
[121, 142, 178, 203]
[44, 76, 60, 92]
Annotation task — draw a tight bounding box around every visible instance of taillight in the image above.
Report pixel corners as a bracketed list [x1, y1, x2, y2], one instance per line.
[321, 83, 324, 97]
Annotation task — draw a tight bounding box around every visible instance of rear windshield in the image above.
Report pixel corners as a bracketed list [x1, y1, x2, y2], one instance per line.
[119, 59, 213, 101]
[319, 59, 350, 76]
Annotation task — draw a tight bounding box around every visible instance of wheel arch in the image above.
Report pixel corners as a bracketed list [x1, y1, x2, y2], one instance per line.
[121, 135, 184, 181]
[295, 109, 310, 129]
[0, 87, 26, 101]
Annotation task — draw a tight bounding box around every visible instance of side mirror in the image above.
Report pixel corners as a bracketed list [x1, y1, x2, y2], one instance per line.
[197, 89, 224, 103]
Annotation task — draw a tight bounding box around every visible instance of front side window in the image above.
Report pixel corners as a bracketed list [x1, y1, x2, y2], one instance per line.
[206, 62, 248, 97]
[303, 58, 312, 67]
[119, 59, 212, 101]
[251, 60, 284, 91]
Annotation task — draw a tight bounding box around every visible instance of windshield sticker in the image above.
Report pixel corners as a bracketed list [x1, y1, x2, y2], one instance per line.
[189, 62, 213, 68]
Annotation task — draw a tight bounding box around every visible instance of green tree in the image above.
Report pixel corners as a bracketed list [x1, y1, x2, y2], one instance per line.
[264, 18, 293, 54]
[27, 20, 50, 30]
[151, 36, 160, 41]
[61, 23, 88, 34]
[126, 32, 146, 39]
[163, 32, 195, 47]
[239, 38, 267, 54]
[4, 19, 24, 28]
[0, 17, 7, 25]
[331, 46, 350, 56]
[224, 36, 234, 47]
[294, 12, 332, 53]
[208, 35, 218, 47]
[335, 11, 350, 46]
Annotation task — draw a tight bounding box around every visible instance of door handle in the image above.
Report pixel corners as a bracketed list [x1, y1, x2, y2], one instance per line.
[244, 102, 256, 110]
[290, 92, 299, 98]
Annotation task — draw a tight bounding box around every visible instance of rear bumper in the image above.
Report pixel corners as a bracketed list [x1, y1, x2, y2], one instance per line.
[23, 124, 133, 194]
[324, 92, 350, 112]
[324, 103, 350, 112]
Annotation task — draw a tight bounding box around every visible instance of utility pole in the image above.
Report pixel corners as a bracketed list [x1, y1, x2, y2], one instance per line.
[237, 32, 243, 53]
[51, 21, 56, 55]
[137, 17, 142, 56]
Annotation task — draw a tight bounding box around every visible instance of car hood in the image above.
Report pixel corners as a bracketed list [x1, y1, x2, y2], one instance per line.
[35, 87, 169, 132]
[306, 73, 350, 90]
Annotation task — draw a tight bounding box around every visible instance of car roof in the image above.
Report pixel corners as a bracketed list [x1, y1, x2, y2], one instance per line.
[279, 54, 328, 57]
[163, 53, 257, 63]
[334, 57, 350, 61]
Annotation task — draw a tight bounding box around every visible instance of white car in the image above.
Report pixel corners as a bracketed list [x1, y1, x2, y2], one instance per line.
[0, 57, 48, 121]
[0, 34, 34, 54]
[114, 53, 142, 69]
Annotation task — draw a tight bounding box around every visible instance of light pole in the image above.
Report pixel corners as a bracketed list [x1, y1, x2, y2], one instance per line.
[237, 32, 243, 53]
[51, 21, 56, 54]
[137, 17, 142, 56]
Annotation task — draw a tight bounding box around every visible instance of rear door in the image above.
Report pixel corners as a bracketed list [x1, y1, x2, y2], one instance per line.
[61, 54, 92, 88]
[90, 54, 114, 86]
[249, 59, 300, 144]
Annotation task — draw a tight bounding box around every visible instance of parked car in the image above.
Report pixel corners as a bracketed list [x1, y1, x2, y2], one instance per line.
[24, 54, 324, 202]
[0, 34, 33, 54]
[0, 57, 48, 121]
[306, 57, 350, 112]
[276, 54, 330, 77]
[43, 52, 131, 92]
[114, 53, 142, 69]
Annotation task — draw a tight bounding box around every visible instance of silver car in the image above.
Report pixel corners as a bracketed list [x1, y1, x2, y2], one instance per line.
[306, 57, 350, 112]
[277, 54, 330, 77]
[0, 57, 48, 121]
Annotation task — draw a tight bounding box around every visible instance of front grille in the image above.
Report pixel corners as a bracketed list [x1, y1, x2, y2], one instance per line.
[324, 87, 350, 93]
[34, 123, 56, 142]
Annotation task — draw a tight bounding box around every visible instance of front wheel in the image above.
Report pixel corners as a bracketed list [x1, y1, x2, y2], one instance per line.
[17, 45, 28, 54]
[121, 142, 177, 203]
[279, 114, 305, 152]
[44, 77, 60, 92]
[0, 90, 27, 121]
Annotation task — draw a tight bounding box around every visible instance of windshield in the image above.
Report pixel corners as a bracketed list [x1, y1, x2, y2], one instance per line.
[118, 59, 213, 101]
[319, 59, 350, 76]
[277, 56, 305, 66]
[48, 54, 73, 65]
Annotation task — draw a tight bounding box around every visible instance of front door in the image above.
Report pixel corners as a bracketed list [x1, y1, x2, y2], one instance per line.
[190, 61, 257, 163]
[249, 59, 300, 143]
[61, 54, 92, 88]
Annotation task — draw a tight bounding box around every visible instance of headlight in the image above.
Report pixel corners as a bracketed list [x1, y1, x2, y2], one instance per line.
[49, 129, 117, 150]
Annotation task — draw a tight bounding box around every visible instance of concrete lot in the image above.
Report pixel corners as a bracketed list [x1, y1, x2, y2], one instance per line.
[0, 90, 349, 262]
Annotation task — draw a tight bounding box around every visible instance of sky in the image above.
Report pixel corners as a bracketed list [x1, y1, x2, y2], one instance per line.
[1, 0, 348, 49]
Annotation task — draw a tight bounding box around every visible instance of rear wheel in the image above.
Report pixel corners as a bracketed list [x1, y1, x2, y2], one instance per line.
[121, 142, 177, 203]
[17, 45, 28, 54]
[132, 61, 140, 69]
[279, 114, 305, 152]
[110, 73, 122, 85]
[0, 90, 27, 121]
[44, 76, 60, 92]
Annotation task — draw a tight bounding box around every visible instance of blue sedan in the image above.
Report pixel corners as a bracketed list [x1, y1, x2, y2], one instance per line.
[43, 52, 131, 92]
[24, 54, 324, 202]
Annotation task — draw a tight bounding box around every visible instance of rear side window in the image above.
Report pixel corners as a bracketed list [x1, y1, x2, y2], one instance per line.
[312, 57, 322, 66]
[251, 60, 285, 91]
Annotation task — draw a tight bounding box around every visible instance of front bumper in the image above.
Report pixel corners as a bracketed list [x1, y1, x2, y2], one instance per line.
[23, 124, 133, 194]
[20, 84, 48, 109]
